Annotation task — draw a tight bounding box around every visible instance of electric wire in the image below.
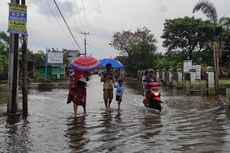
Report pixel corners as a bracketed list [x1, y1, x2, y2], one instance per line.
[43, 0, 74, 46]
[74, 0, 86, 34]
[81, 0, 88, 28]
[53, 0, 82, 51]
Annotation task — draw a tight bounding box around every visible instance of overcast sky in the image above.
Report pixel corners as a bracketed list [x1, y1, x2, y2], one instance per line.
[0, 0, 229, 59]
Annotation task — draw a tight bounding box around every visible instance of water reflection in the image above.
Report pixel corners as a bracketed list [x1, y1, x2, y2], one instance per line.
[114, 111, 122, 124]
[83, 111, 125, 153]
[4, 115, 31, 153]
[0, 76, 230, 152]
[141, 114, 162, 137]
[65, 116, 89, 152]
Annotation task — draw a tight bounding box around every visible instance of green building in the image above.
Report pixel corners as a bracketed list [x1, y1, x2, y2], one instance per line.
[37, 65, 66, 80]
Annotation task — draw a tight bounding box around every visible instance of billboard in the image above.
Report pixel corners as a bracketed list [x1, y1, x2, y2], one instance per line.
[8, 3, 27, 35]
[47, 50, 63, 64]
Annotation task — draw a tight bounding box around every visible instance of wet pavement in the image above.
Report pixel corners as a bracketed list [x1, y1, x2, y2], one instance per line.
[0, 75, 230, 153]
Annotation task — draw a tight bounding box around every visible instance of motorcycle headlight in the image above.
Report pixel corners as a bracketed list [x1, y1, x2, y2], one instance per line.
[153, 91, 160, 96]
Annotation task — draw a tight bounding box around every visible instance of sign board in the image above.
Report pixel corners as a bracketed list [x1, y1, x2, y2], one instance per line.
[47, 50, 63, 64]
[183, 60, 192, 73]
[7, 3, 27, 35]
[192, 65, 201, 80]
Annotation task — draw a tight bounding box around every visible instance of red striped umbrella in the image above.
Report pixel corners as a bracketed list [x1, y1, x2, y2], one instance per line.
[69, 55, 100, 72]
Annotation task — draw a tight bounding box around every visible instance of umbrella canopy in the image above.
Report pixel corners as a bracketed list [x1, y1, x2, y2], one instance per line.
[100, 58, 124, 68]
[69, 55, 100, 72]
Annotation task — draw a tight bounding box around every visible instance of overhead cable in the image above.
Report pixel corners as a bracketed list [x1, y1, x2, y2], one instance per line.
[81, 0, 88, 27]
[53, 0, 82, 51]
[74, 0, 86, 33]
[43, 0, 74, 45]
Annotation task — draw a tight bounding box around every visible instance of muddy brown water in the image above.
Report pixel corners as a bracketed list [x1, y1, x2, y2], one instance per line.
[0, 75, 229, 153]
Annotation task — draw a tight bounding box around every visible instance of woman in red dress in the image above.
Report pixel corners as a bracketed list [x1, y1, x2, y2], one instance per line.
[67, 71, 89, 117]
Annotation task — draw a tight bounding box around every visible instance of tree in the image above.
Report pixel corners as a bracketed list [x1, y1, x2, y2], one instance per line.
[221, 29, 230, 67]
[193, 0, 230, 92]
[110, 27, 157, 75]
[155, 52, 181, 70]
[161, 16, 215, 60]
[29, 50, 46, 66]
[0, 32, 9, 78]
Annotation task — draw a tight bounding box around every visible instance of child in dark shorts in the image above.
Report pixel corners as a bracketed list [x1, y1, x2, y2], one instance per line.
[115, 79, 124, 110]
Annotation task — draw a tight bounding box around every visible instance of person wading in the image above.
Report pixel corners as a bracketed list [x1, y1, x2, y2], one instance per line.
[101, 63, 115, 111]
[67, 71, 89, 117]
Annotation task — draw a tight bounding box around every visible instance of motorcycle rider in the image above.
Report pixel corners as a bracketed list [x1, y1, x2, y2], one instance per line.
[142, 70, 149, 90]
[143, 70, 157, 103]
[145, 70, 156, 82]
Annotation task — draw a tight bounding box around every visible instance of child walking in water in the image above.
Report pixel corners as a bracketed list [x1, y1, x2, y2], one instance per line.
[115, 79, 124, 111]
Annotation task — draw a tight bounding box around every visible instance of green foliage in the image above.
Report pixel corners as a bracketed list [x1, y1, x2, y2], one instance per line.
[193, 0, 230, 81]
[193, 0, 218, 24]
[161, 16, 215, 60]
[221, 29, 230, 66]
[110, 27, 157, 76]
[155, 53, 182, 69]
[0, 54, 7, 73]
[35, 71, 51, 82]
[28, 50, 46, 66]
[0, 32, 9, 77]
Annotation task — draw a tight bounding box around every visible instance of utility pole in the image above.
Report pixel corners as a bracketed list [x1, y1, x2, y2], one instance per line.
[21, 0, 28, 116]
[8, 0, 20, 114]
[81, 32, 89, 56]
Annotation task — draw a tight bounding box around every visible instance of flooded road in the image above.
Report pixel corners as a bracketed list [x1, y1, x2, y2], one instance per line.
[0, 75, 230, 153]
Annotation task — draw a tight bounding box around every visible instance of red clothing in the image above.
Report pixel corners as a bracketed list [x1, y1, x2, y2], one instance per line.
[67, 71, 87, 106]
[73, 71, 84, 80]
[71, 81, 87, 106]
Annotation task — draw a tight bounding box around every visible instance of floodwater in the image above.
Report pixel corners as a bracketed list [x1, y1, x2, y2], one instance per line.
[0, 75, 230, 153]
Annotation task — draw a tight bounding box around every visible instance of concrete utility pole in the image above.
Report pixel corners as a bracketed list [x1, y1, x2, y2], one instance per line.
[8, 0, 20, 114]
[21, 0, 28, 116]
[81, 32, 89, 56]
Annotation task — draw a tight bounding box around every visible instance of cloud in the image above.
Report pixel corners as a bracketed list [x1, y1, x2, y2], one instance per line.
[30, 0, 75, 18]
[156, 0, 168, 13]
[1, 0, 230, 59]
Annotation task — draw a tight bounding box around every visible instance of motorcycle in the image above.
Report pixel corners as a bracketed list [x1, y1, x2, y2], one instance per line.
[143, 80, 162, 112]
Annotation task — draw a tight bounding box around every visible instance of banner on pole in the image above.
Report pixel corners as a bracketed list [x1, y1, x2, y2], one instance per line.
[7, 3, 27, 35]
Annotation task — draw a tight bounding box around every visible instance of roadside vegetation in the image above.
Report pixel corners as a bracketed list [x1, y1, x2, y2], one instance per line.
[0, 0, 230, 84]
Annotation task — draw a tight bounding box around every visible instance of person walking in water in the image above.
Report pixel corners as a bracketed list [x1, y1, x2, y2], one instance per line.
[67, 71, 89, 117]
[101, 63, 115, 111]
[115, 79, 124, 111]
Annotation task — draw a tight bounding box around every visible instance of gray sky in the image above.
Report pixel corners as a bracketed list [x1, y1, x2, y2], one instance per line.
[0, 0, 229, 59]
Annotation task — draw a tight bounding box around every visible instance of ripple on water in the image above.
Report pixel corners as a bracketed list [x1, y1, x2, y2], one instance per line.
[0, 75, 230, 153]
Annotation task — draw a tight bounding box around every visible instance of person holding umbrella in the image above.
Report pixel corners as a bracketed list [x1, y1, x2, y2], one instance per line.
[68, 55, 100, 116]
[101, 63, 115, 111]
[67, 71, 89, 117]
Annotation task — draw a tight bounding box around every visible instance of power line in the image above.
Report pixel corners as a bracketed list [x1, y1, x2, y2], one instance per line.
[81, 0, 88, 27]
[74, 0, 86, 33]
[43, 0, 74, 46]
[53, 0, 82, 51]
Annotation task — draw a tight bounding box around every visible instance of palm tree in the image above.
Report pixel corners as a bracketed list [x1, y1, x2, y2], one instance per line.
[193, 0, 230, 94]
